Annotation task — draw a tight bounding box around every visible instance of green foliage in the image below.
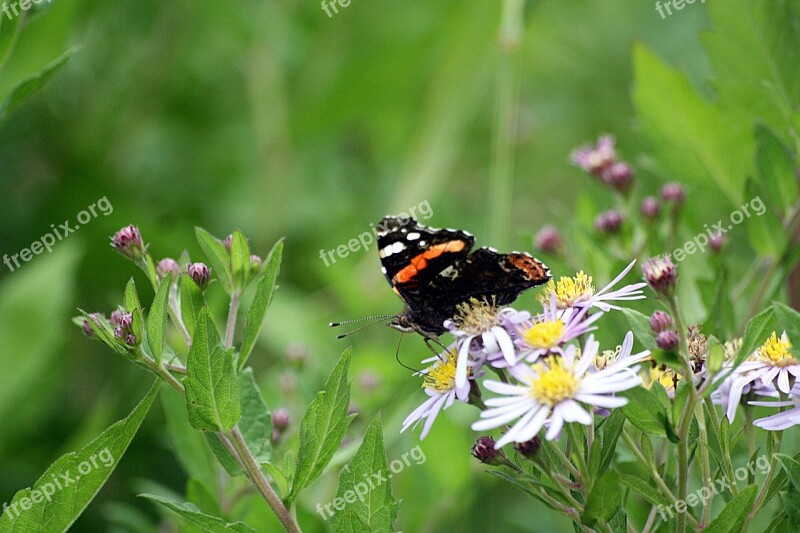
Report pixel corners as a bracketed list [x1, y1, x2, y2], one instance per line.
[146, 273, 172, 363]
[239, 240, 283, 370]
[238, 369, 273, 462]
[139, 494, 255, 533]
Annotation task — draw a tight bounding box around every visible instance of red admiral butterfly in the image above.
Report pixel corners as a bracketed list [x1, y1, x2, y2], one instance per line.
[375, 216, 551, 338]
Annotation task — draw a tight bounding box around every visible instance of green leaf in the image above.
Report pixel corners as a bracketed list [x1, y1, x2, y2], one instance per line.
[238, 368, 272, 462]
[185, 309, 241, 432]
[0, 10, 22, 70]
[773, 302, 800, 357]
[633, 43, 751, 206]
[616, 471, 670, 508]
[179, 273, 204, 338]
[704, 485, 758, 533]
[621, 308, 657, 351]
[78, 309, 127, 356]
[0, 382, 159, 533]
[583, 470, 621, 526]
[139, 494, 255, 533]
[261, 462, 289, 499]
[735, 307, 776, 367]
[755, 124, 798, 214]
[195, 227, 233, 293]
[289, 348, 354, 503]
[0, 47, 77, 119]
[124, 277, 142, 314]
[620, 387, 669, 438]
[146, 273, 172, 364]
[239, 240, 283, 370]
[598, 410, 625, 473]
[204, 433, 243, 477]
[230, 230, 251, 290]
[745, 178, 784, 258]
[331, 417, 399, 532]
[333, 510, 370, 533]
[707, 335, 725, 375]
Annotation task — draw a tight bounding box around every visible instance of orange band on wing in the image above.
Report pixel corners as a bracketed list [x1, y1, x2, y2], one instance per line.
[393, 240, 466, 284]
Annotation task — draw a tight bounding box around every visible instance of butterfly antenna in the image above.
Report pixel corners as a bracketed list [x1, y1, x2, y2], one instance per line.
[394, 333, 421, 373]
[331, 315, 394, 339]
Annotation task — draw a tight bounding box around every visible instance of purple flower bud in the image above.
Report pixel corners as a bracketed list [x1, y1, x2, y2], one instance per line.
[187, 262, 211, 289]
[710, 232, 725, 253]
[570, 135, 617, 175]
[602, 162, 633, 192]
[656, 330, 680, 351]
[272, 408, 290, 432]
[82, 313, 102, 337]
[110, 309, 124, 326]
[114, 326, 125, 339]
[535, 225, 563, 253]
[348, 404, 359, 416]
[224, 234, 233, 251]
[642, 255, 677, 297]
[125, 333, 138, 346]
[594, 209, 624, 234]
[649, 311, 674, 333]
[111, 225, 146, 260]
[513, 436, 542, 458]
[358, 371, 381, 393]
[470, 436, 507, 465]
[156, 258, 181, 279]
[119, 313, 133, 331]
[250, 254, 262, 268]
[640, 196, 661, 219]
[661, 182, 686, 205]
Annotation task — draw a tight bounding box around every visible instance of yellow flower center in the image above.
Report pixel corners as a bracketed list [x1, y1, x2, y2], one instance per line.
[529, 357, 580, 406]
[423, 351, 459, 393]
[755, 332, 796, 367]
[643, 365, 680, 392]
[453, 297, 499, 335]
[537, 272, 595, 309]
[523, 318, 565, 349]
[594, 345, 621, 371]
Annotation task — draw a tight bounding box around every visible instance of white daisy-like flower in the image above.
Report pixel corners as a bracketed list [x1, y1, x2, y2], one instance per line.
[516, 295, 603, 362]
[444, 298, 516, 388]
[749, 394, 800, 430]
[402, 346, 470, 440]
[472, 335, 647, 447]
[536, 260, 646, 312]
[721, 331, 800, 421]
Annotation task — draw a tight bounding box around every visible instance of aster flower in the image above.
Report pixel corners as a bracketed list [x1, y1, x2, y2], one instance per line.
[642, 255, 677, 297]
[516, 296, 602, 362]
[536, 260, 646, 313]
[570, 135, 616, 175]
[750, 394, 800, 431]
[591, 331, 649, 372]
[444, 298, 516, 388]
[721, 331, 799, 421]
[402, 347, 470, 440]
[472, 336, 646, 446]
[643, 363, 681, 396]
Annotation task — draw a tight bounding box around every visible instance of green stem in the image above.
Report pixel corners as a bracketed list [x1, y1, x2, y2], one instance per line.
[225, 291, 240, 349]
[487, 0, 524, 247]
[543, 438, 581, 481]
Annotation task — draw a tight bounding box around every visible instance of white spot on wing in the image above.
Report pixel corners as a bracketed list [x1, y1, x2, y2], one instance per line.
[407, 232, 420, 240]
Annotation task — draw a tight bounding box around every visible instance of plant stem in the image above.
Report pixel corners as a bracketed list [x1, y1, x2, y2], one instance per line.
[228, 427, 301, 533]
[225, 291, 240, 349]
[487, 0, 524, 248]
[543, 438, 581, 481]
[742, 429, 783, 531]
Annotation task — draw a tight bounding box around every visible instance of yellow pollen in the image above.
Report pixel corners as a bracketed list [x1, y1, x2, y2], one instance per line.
[594, 345, 621, 371]
[755, 332, 796, 367]
[523, 318, 565, 349]
[453, 297, 499, 335]
[538, 271, 595, 309]
[529, 357, 580, 406]
[423, 351, 459, 393]
[643, 365, 680, 392]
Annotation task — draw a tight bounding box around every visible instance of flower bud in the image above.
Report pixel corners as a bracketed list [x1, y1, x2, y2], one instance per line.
[661, 182, 686, 205]
[470, 436, 507, 465]
[125, 333, 138, 347]
[119, 313, 133, 331]
[285, 343, 307, 366]
[710, 232, 725, 253]
[656, 330, 679, 351]
[649, 311, 673, 333]
[570, 135, 616, 175]
[111, 225, 146, 260]
[602, 162, 633, 192]
[640, 196, 661, 220]
[250, 254, 262, 269]
[157, 258, 181, 279]
[110, 309, 124, 327]
[82, 313, 102, 337]
[272, 408, 290, 432]
[224, 234, 233, 252]
[187, 262, 211, 290]
[594, 209, 624, 234]
[535, 225, 562, 253]
[642, 255, 677, 297]
[513, 436, 541, 458]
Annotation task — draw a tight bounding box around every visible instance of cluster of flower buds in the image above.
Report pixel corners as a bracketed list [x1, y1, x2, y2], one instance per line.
[570, 135, 633, 193]
[650, 310, 679, 351]
[81, 313, 103, 338]
[111, 308, 138, 346]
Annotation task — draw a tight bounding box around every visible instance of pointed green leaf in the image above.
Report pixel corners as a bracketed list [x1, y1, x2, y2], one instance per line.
[238, 368, 272, 462]
[333, 510, 370, 533]
[621, 308, 657, 351]
[230, 230, 251, 290]
[78, 309, 127, 356]
[582, 470, 621, 527]
[0, 10, 22, 70]
[331, 417, 398, 532]
[735, 307, 776, 367]
[147, 273, 172, 363]
[289, 348, 353, 503]
[195, 227, 233, 293]
[616, 471, 671, 508]
[620, 387, 669, 438]
[0, 47, 77, 119]
[755, 124, 798, 214]
[239, 240, 283, 370]
[204, 433, 243, 477]
[180, 273, 204, 338]
[773, 302, 800, 358]
[185, 309, 241, 432]
[0, 382, 160, 533]
[704, 485, 758, 533]
[124, 277, 142, 314]
[139, 494, 255, 533]
[598, 410, 625, 473]
[261, 462, 289, 499]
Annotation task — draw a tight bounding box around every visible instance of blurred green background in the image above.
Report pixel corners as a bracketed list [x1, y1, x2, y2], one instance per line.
[1, 0, 793, 531]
